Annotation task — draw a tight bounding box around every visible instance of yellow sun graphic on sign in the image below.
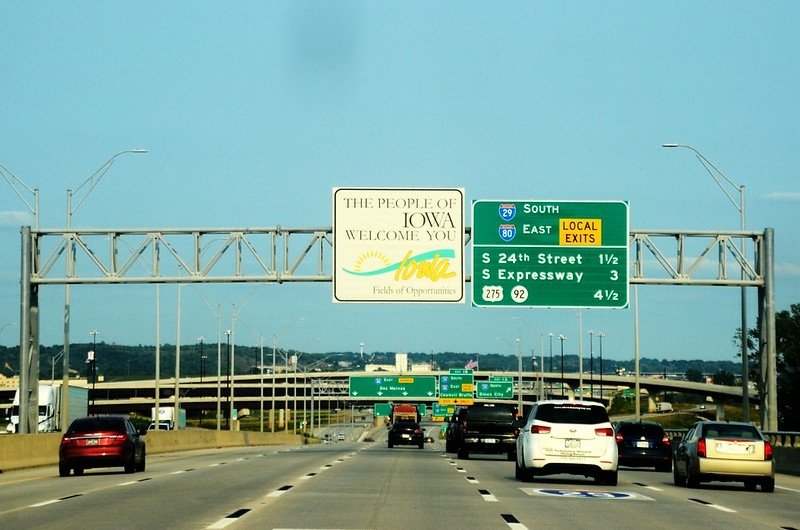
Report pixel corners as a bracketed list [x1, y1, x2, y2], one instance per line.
[352, 251, 391, 272]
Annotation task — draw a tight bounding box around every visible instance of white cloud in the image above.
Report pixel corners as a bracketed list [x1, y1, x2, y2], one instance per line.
[764, 192, 800, 202]
[776, 263, 800, 277]
[0, 211, 33, 227]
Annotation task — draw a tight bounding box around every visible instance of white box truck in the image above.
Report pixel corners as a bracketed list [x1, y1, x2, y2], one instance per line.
[657, 402, 673, 413]
[150, 406, 187, 430]
[5, 384, 89, 433]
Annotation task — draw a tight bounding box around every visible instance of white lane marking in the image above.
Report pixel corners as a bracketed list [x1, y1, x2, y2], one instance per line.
[777, 485, 800, 493]
[30, 499, 60, 508]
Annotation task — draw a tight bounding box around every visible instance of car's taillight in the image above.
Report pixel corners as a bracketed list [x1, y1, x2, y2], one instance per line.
[615, 432, 623, 443]
[595, 427, 614, 437]
[60, 436, 73, 445]
[460, 422, 467, 434]
[697, 438, 706, 457]
[764, 441, 774, 461]
[661, 434, 671, 446]
[414, 429, 422, 435]
[513, 426, 520, 438]
[531, 425, 551, 434]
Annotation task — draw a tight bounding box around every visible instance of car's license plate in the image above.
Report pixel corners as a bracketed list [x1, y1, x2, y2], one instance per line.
[86, 438, 99, 446]
[636, 441, 649, 448]
[401, 434, 410, 439]
[566, 439, 580, 448]
[484, 438, 497, 444]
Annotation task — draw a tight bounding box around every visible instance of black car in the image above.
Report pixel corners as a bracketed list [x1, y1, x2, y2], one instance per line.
[59, 415, 146, 476]
[388, 421, 425, 449]
[614, 420, 672, 472]
[453, 402, 519, 460]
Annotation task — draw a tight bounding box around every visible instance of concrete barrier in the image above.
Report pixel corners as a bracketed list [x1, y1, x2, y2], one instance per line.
[0, 430, 303, 473]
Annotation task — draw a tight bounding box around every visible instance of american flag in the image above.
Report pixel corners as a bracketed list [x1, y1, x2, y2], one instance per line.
[464, 359, 478, 370]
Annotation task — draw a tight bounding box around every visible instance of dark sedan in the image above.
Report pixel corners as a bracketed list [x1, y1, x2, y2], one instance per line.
[59, 415, 146, 476]
[614, 420, 672, 472]
[388, 421, 425, 449]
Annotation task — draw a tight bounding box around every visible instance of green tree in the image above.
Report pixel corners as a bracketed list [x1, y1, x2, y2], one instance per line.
[685, 368, 704, 383]
[712, 369, 735, 386]
[776, 304, 800, 430]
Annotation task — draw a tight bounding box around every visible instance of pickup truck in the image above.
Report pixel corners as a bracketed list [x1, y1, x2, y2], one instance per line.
[452, 403, 519, 460]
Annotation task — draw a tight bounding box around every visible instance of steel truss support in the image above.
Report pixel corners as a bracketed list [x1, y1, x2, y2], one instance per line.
[18, 226, 778, 432]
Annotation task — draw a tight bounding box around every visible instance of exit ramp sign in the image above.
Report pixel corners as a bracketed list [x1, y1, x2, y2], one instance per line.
[472, 200, 629, 308]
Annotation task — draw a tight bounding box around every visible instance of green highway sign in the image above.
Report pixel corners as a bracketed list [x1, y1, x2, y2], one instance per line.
[432, 403, 456, 418]
[373, 403, 392, 417]
[476, 378, 514, 399]
[439, 370, 474, 400]
[471, 200, 629, 308]
[349, 376, 436, 398]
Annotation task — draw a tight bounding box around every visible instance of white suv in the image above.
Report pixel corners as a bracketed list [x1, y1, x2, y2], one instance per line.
[515, 400, 618, 485]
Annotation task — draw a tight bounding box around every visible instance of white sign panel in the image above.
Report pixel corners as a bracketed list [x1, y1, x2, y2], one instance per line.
[333, 187, 465, 302]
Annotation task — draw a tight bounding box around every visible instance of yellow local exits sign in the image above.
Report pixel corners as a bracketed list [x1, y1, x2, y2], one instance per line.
[559, 218, 602, 246]
[439, 398, 474, 406]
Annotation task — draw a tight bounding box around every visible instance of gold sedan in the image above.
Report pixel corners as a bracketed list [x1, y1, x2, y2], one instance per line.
[673, 420, 775, 492]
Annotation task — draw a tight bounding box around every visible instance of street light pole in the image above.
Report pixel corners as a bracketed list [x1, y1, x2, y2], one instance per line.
[663, 143, 750, 422]
[225, 329, 232, 429]
[597, 332, 605, 401]
[198, 337, 205, 383]
[588, 330, 595, 398]
[64, 148, 147, 432]
[559, 335, 566, 398]
[89, 330, 100, 413]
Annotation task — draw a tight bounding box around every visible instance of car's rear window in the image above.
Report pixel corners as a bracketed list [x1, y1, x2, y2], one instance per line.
[68, 416, 125, 434]
[534, 404, 609, 424]
[467, 404, 517, 421]
[618, 423, 664, 438]
[703, 424, 761, 440]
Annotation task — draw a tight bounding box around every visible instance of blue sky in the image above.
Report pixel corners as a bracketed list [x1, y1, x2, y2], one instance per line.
[1, 3, 798, 365]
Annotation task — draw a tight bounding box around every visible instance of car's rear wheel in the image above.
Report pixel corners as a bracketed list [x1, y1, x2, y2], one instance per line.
[136, 450, 146, 472]
[744, 479, 757, 491]
[761, 477, 775, 493]
[686, 464, 700, 488]
[58, 463, 70, 477]
[673, 462, 686, 487]
[457, 446, 469, 460]
[507, 450, 516, 461]
[445, 440, 455, 452]
[597, 470, 618, 486]
[387, 441, 393, 448]
[657, 461, 672, 473]
[73, 467, 84, 476]
[124, 452, 136, 473]
[418, 442, 424, 449]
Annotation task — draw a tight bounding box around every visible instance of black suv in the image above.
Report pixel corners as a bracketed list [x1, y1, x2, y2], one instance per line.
[452, 403, 519, 460]
[445, 407, 467, 453]
[614, 420, 672, 472]
[388, 421, 425, 449]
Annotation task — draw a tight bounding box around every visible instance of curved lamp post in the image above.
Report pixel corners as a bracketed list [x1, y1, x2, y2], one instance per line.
[63, 149, 147, 431]
[662, 143, 749, 422]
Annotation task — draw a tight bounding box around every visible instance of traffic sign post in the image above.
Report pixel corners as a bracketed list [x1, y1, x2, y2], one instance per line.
[472, 200, 629, 308]
[349, 376, 436, 399]
[439, 369, 474, 405]
[476, 377, 514, 399]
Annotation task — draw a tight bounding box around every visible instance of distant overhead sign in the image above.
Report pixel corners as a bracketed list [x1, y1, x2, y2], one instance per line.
[333, 188, 465, 303]
[349, 376, 436, 399]
[472, 200, 629, 308]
